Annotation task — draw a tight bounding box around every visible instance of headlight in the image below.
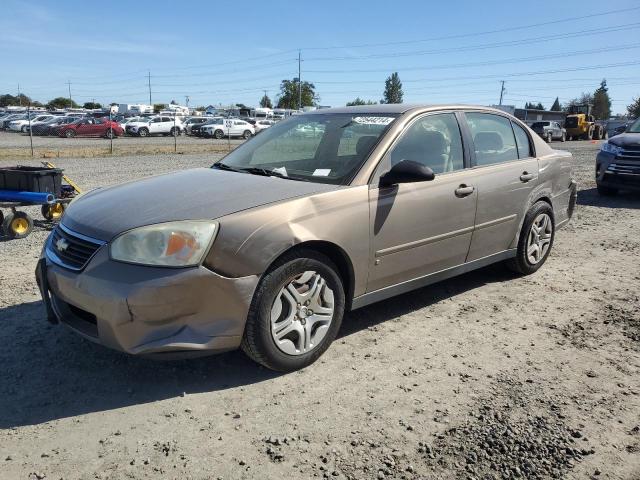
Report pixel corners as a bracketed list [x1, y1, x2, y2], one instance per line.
[110, 221, 217, 267]
[601, 142, 621, 155]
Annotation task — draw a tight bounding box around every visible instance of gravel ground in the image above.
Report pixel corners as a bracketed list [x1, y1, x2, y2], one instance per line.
[1, 141, 639, 480]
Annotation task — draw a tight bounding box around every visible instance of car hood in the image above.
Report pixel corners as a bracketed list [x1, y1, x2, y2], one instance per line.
[609, 132, 640, 148]
[62, 167, 341, 241]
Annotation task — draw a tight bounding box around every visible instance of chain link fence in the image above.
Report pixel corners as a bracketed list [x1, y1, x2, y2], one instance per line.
[0, 105, 255, 161]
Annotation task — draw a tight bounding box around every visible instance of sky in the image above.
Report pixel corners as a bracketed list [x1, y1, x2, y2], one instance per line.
[1, 0, 639, 114]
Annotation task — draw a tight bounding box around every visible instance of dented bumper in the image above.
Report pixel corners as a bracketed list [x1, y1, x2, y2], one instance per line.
[36, 246, 258, 357]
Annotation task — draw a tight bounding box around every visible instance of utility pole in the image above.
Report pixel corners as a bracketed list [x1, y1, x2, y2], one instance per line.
[67, 80, 73, 108]
[17, 83, 21, 106]
[298, 50, 302, 111]
[185, 95, 190, 108]
[498, 80, 506, 106]
[147, 71, 152, 107]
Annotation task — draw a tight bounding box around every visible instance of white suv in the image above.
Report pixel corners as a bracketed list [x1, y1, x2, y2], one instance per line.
[125, 116, 184, 137]
[201, 118, 255, 139]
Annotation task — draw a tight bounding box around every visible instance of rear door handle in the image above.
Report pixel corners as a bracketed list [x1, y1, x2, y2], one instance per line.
[455, 185, 475, 197]
[520, 172, 535, 182]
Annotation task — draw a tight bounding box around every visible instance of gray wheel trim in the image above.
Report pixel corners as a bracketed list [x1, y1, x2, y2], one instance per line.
[526, 213, 553, 265]
[270, 270, 335, 356]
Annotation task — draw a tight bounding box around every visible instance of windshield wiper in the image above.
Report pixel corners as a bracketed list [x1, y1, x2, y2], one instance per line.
[238, 167, 309, 181]
[212, 162, 241, 172]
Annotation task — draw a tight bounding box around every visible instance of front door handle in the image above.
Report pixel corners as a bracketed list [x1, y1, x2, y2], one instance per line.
[455, 184, 475, 197]
[520, 172, 535, 182]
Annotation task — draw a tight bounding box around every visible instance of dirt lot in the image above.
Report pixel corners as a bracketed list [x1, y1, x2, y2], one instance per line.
[0, 131, 243, 159]
[0, 141, 639, 480]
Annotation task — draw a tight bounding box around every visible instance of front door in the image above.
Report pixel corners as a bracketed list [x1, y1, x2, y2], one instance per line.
[367, 112, 478, 293]
[462, 112, 540, 261]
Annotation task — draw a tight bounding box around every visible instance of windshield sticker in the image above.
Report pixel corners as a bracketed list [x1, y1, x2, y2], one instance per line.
[273, 166, 288, 177]
[312, 169, 331, 177]
[352, 116, 394, 126]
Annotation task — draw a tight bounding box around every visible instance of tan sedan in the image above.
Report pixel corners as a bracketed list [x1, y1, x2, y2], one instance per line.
[36, 104, 576, 371]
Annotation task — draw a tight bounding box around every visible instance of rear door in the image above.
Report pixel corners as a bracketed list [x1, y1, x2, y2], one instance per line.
[149, 117, 162, 134]
[462, 112, 539, 261]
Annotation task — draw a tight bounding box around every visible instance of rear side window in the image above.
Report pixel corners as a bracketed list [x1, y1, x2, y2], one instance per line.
[466, 113, 518, 165]
[512, 121, 533, 158]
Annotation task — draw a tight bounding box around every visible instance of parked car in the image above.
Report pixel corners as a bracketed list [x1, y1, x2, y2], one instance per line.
[190, 117, 223, 137]
[596, 116, 640, 195]
[530, 121, 565, 143]
[37, 105, 575, 371]
[183, 117, 210, 135]
[254, 119, 276, 133]
[33, 116, 82, 136]
[10, 114, 55, 132]
[57, 118, 124, 138]
[1, 114, 28, 130]
[125, 116, 183, 137]
[201, 118, 254, 139]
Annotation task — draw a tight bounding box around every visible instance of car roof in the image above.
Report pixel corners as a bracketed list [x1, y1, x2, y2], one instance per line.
[303, 104, 514, 116]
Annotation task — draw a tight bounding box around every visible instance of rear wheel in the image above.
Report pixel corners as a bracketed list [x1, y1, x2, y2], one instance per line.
[506, 201, 554, 275]
[41, 202, 65, 221]
[21, 125, 27, 133]
[105, 129, 114, 139]
[546, 132, 552, 143]
[170, 127, 179, 136]
[597, 184, 618, 196]
[592, 127, 602, 140]
[241, 249, 345, 371]
[561, 131, 566, 142]
[243, 130, 252, 139]
[64, 129, 76, 138]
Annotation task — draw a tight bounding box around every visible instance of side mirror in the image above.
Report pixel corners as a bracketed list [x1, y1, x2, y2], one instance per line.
[380, 160, 435, 187]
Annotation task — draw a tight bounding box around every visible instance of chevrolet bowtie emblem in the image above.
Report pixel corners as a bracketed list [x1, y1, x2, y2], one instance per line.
[55, 238, 70, 252]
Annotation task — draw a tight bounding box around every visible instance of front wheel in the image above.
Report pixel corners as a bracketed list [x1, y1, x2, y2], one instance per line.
[170, 127, 179, 136]
[561, 132, 566, 142]
[137, 128, 149, 137]
[546, 132, 552, 143]
[214, 129, 224, 139]
[64, 129, 76, 138]
[241, 250, 345, 371]
[506, 201, 555, 275]
[243, 130, 252, 139]
[105, 129, 114, 139]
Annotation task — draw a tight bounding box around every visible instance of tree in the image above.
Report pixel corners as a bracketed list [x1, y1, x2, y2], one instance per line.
[381, 72, 403, 104]
[83, 101, 102, 110]
[153, 103, 167, 113]
[346, 97, 377, 106]
[0, 93, 33, 107]
[592, 79, 612, 120]
[563, 93, 593, 111]
[550, 97, 561, 111]
[46, 97, 78, 109]
[276, 79, 317, 109]
[259, 94, 273, 108]
[524, 102, 545, 110]
[627, 97, 640, 118]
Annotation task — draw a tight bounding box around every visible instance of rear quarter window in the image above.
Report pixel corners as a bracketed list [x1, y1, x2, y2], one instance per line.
[512, 121, 534, 158]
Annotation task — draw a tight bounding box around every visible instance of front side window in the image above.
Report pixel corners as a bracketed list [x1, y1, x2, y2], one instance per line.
[217, 113, 398, 184]
[378, 113, 465, 177]
[466, 112, 518, 165]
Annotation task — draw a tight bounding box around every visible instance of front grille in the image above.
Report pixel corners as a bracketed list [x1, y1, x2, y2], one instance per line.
[46, 224, 104, 271]
[607, 163, 640, 175]
[616, 145, 640, 160]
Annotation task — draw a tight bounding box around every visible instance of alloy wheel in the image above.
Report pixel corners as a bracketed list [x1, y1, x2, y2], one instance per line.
[270, 270, 335, 356]
[527, 213, 553, 264]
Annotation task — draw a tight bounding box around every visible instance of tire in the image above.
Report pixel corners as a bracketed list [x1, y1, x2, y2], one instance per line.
[597, 184, 618, 196]
[64, 129, 76, 138]
[506, 201, 555, 275]
[603, 130, 608, 140]
[105, 129, 114, 139]
[592, 127, 602, 140]
[241, 249, 346, 372]
[170, 127, 179, 136]
[21, 125, 27, 133]
[243, 130, 252, 139]
[214, 129, 224, 139]
[41, 202, 65, 221]
[546, 132, 552, 143]
[4, 211, 33, 239]
[138, 128, 149, 137]
[561, 132, 566, 142]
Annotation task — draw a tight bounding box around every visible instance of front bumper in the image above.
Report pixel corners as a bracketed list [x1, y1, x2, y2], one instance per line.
[36, 242, 258, 357]
[596, 152, 640, 191]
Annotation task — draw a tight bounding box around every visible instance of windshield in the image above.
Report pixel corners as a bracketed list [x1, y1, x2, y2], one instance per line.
[531, 122, 549, 128]
[215, 113, 398, 184]
[628, 118, 640, 133]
